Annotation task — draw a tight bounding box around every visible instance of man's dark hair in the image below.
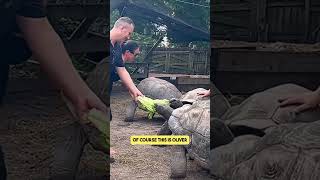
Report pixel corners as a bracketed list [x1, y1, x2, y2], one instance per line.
[121, 40, 139, 54]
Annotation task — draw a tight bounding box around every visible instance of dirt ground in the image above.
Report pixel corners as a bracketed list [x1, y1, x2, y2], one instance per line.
[0, 77, 107, 179]
[110, 86, 213, 180]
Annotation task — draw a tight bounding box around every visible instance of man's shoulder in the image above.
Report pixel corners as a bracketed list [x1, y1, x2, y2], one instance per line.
[113, 53, 124, 67]
[113, 41, 122, 51]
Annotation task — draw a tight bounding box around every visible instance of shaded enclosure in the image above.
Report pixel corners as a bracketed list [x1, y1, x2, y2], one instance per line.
[212, 0, 320, 43]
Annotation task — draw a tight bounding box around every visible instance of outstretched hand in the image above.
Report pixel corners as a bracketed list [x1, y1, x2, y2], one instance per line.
[130, 89, 143, 101]
[278, 91, 320, 113]
[62, 89, 107, 121]
[197, 89, 211, 98]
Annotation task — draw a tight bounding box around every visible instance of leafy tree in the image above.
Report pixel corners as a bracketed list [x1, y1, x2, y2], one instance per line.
[111, 0, 210, 52]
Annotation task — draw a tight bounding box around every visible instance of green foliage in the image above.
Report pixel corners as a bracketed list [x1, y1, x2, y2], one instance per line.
[110, 10, 120, 30]
[110, 0, 210, 53]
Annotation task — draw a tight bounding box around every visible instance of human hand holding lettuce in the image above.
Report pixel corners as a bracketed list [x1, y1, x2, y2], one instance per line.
[62, 93, 109, 153]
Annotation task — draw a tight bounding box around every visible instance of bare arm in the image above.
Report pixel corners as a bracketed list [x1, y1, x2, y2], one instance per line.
[16, 16, 106, 116]
[197, 89, 211, 97]
[116, 67, 142, 99]
[279, 86, 320, 113]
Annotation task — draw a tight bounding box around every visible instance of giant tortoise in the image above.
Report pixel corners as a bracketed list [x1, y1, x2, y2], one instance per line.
[125, 77, 182, 122]
[210, 83, 320, 180]
[51, 57, 110, 178]
[156, 88, 210, 178]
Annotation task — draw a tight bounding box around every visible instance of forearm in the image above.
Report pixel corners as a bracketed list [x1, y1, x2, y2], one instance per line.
[315, 86, 320, 94]
[16, 16, 89, 100]
[117, 67, 138, 93]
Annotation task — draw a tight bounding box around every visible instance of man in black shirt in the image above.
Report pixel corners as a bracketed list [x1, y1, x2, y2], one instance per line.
[110, 40, 141, 92]
[110, 17, 143, 102]
[0, 1, 107, 179]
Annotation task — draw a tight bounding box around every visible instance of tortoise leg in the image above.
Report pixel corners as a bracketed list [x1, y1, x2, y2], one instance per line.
[170, 146, 187, 178]
[50, 123, 88, 179]
[158, 120, 172, 135]
[125, 100, 138, 122]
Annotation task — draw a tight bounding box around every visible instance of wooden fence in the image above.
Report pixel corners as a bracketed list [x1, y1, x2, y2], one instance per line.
[212, 0, 320, 43]
[148, 48, 210, 75]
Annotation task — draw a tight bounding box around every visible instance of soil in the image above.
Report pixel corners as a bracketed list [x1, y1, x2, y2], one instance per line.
[110, 86, 213, 180]
[0, 64, 107, 180]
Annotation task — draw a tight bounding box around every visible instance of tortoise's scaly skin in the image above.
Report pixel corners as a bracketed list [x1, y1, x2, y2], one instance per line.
[211, 84, 320, 180]
[168, 88, 210, 169]
[222, 84, 320, 131]
[211, 120, 320, 180]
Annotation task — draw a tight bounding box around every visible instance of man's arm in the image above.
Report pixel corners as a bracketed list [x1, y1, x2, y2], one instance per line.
[116, 67, 142, 100]
[16, 16, 106, 116]
[197, 89, 211, 98]
[279, 85, 320, 113]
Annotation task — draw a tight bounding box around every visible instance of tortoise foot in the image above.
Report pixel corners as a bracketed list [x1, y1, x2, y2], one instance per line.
[170, 146, 187, 178]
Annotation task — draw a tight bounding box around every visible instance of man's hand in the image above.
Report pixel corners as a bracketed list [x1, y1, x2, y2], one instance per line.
[74, 90, 107, 119]
[62, 88, 107, 121]
[129, 88, 143, 101]
[197, 89, 211, 98]
[278, 91, 320, 113]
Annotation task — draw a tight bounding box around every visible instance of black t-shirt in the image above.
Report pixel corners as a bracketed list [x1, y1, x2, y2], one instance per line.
[0, 0, 47, 64]
[109, 41, 124, 93]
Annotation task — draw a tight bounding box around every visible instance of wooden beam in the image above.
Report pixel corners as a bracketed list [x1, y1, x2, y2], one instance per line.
[304, 0, 311, 41]
[212, 15, 248, 28]
[250, 0, 258, 41]
[312, 7, 320, 12]
[211, 3, 250, 12]
[257, 0, 267, 42]
[177, 76, 210, 85]
[267, 2, 304, 8]
[216, 50, 320, 73]
[215, 71, 320, 95]
[213, 49, 320, 94]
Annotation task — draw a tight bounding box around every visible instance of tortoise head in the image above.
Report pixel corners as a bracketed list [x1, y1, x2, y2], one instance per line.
[155, 104, 174, 120]
[211, 117, 234, 149]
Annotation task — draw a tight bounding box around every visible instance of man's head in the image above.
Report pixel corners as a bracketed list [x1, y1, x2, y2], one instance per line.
[121, 40, 140, 63]
[112, 17, 135, 42]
